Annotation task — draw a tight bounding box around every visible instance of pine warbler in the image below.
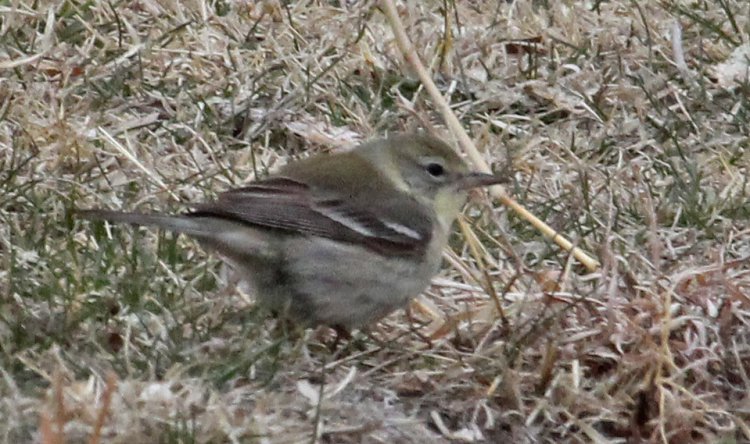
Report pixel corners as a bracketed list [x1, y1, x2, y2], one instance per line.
[80, 133, 504, 331]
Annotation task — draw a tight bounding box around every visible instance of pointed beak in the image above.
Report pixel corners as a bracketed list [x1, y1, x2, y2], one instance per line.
[456, 172, 507, 190]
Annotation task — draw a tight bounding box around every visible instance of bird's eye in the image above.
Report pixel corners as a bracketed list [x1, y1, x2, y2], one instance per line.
[426, 162, 445, 177]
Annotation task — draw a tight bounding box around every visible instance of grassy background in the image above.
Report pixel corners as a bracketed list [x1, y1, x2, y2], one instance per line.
[1, 0, 749, 442]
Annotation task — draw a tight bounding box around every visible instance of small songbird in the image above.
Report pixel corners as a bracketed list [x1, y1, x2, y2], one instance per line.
[80, 133, 504, 331]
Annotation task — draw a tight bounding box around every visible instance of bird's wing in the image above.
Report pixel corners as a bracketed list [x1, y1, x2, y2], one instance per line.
[189, 177, 433, 257]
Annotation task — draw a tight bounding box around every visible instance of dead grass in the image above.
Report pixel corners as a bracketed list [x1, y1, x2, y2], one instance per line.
[1, 0, 749, 442]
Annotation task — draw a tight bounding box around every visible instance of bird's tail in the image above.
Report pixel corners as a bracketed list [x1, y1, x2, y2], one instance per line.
[77, 209, 272, 258]
[77, 209, 205, 236]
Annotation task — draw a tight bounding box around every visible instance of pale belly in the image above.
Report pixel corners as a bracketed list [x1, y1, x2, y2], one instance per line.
[244, 235, 443, 329]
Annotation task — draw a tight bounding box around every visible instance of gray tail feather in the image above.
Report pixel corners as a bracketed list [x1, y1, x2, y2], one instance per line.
[77, 209, 203, 236]
[78, 209, 271, 259]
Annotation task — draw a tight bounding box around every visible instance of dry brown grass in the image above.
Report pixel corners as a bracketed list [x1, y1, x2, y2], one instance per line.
[1, 0, 749, 443]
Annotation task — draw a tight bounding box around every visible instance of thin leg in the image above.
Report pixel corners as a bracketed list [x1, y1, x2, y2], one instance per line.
[405, 306, 433, 348]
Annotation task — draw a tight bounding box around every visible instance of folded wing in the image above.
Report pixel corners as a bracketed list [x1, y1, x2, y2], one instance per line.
[190, 177, 432, 257]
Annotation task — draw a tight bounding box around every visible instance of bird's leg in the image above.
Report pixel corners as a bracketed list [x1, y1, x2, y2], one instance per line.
[405, 305, 433, 348]
[311, 324, 352, 352]
[329, 324, 352, 352]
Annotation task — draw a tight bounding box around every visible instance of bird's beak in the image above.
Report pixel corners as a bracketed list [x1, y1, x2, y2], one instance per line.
[456, 172, 507, 190]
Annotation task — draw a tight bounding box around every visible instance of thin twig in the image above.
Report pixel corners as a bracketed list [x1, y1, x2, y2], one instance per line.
[88, 373, 118, 444]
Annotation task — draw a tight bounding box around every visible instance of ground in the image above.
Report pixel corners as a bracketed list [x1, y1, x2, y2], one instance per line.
[1, 0, 749, 443]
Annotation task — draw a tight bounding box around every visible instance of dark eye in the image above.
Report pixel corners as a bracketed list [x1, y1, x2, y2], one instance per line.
[426, 162, 445, 177]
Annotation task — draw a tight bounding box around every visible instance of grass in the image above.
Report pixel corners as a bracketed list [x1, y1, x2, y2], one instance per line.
[1, 0, 749, 442]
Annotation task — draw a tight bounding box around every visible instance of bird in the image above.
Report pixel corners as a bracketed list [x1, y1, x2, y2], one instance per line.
[79, 133, 504, 332]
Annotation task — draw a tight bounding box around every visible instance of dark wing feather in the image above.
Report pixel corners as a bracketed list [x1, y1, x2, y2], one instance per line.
[188, 177, 432, 257]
